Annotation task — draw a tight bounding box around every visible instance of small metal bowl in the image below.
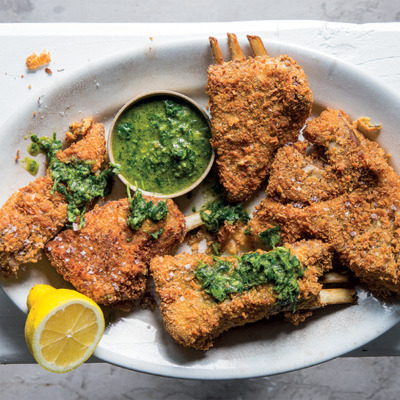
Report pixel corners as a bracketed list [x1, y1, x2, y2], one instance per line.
[107, 90, 215, 198]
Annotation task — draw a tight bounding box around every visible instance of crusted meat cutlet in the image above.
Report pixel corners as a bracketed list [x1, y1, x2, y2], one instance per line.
[250, 109, 400, 298]
[266, 109, 387, 205]
[253, 191, 400, 298]
[45, 197, 185, 307]
[206, 34, 312, 203]
[150, 240, 334, 350]
[0, 118, 108, 277]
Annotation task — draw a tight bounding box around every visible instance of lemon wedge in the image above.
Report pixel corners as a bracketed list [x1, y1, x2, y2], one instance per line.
[25, 284, 105, 373]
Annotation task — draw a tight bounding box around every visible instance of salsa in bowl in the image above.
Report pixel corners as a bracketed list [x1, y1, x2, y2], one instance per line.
[108, 91, 214, 198]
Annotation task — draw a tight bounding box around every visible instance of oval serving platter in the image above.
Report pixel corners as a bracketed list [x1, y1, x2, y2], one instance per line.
[1, 36, 400, 379]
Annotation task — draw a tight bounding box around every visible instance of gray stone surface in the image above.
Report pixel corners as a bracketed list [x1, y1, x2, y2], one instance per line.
[1, 357, 400, 399]
[2, 0, 400, 399]
[0, 0, 399, 23]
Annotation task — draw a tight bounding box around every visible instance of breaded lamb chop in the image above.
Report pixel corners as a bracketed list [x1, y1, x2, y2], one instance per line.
[206, 33, 313, 203]
[250, 109, 400, 298]
[0, 118, 108, 277]
[266, 109, 387, 205]
[151, 240, 355, 350]
[45, 196, 186, 308]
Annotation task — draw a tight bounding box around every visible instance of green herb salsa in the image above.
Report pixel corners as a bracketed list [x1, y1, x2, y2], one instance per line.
[195, 247, 304, 308]
[200, 199, 250, 232]
[31, 133, 117, 228]
[111, 96, 212, 195]
[127, 190, 168, 239]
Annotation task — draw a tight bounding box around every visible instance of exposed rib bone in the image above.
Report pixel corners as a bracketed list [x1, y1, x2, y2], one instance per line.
[320, 272, 350, 284]
[318, 288, 356, 306]
[247, 35, 268, 57]
[209, 37, 224, 65]
[227, 33, 245, 61]
[184, 212, 202, 232]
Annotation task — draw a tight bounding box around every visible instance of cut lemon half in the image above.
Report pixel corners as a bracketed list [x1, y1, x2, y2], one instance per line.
[25, 284, 105, 373]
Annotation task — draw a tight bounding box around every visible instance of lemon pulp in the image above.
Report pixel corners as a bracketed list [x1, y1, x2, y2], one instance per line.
[40, 303, 99, 366]
[25, 284, 105, 373]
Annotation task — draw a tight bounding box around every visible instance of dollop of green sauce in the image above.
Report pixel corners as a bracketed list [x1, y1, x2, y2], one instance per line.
[112, 97, 212, 195]
[195, 247, 304, 307]
[127, 190, 168, 239]
[21, 157, 39, 175]
[259, 226, 281, 248]
[200, 199, 250, 232]
[31, 133, 118, 228]
[27, 142, 41, 156]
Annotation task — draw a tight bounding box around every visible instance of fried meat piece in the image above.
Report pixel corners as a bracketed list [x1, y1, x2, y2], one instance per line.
[151, 240, 334, 350]
[0, 118, 107, 277]
[58, 118, 108, 172]
[267, 109, 387, 205]
[252, 187, 400, 298]
[251, 109, 400, 298]
[206, 34, 312, 203]
[45, 197, 185, 307]
[266, 141, 336, 204]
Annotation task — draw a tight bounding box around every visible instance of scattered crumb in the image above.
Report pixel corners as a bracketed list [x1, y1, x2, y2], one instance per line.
[354, 117, 382, 140]
[15, 150, 20, 162]
[33, 111, 36, 118]
[21, 75, 24, 78]
[26, 50, 51, 70]
[57, 69, 64, 72]
[28, 85, 32, 89]
[45, 68, 53, 75]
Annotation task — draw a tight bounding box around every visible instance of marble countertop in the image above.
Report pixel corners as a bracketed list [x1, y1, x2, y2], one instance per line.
[2, 20, 400, 371]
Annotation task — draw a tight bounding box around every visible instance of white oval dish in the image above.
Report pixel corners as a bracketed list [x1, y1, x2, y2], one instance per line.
[1, 37, 400, 379]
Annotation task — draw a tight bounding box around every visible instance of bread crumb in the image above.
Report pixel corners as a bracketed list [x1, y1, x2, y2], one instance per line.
[45, 68, 53, 75]
[26, 50, 51, 70]
[15, 150, 20, 162]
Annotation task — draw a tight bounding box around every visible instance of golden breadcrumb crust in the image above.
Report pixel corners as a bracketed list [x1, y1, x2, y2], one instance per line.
[0, 118, 107, 277]
[150, 240, 332, 350]
[46, 197, 185, 307]
[25, 50, 51, 70]
[250, 108, 400, 298]
[206, 54, 312, 202]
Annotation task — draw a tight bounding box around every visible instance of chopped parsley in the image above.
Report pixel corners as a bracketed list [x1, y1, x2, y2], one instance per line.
[116, 122, 134, 141]
[195, 247, 304, 307]
[211, 241, 220, 255]
[127, 190, 168, 238]
[259, 226, 281, 248]
[31, 133, 117, 228]
[200, 199, 249, 232]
